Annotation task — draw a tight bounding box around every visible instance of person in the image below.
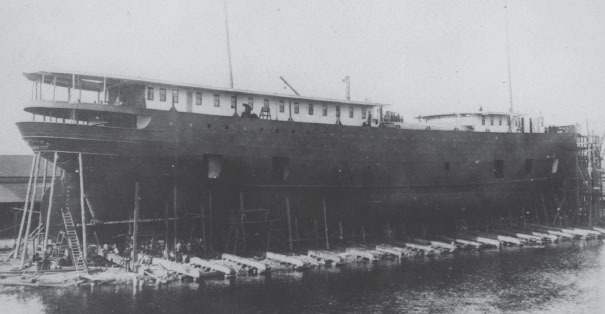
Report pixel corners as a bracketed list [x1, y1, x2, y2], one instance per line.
[241, 103, 258, 118]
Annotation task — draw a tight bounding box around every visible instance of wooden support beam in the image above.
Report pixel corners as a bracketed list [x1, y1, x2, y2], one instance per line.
[21, 153, 41, 268]
[286, 196, 293, 252]
[323, 199, 329, 250]
[294, 215, 300, 249]
[43, 152, 58, 254]
[132, 182, 140, 268]
[79, 153, 87, 260]
[14, 154, 36, 260]
[173, 183, 177, 252]
[200, 198, 208, 257]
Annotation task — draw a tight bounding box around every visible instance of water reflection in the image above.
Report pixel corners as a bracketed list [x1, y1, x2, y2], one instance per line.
[1, 240, 603, 314]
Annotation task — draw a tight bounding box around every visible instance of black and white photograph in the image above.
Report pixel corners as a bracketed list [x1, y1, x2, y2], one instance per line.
[1, 0, 605, 313]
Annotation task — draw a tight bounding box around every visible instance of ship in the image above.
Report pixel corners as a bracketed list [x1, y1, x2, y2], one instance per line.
[15, 71, 583, 251]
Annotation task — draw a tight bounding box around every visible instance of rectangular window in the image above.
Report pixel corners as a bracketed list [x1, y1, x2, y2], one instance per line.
[507, 116, 511, 126]
[172, 89, 179, 103]
[444, 162, 450, 171]
[195, 92, 202, 106]
[499, 117, 502, 126]
[279, 100, 285, 113]
[147, 87, 154, 100]
[362, 108, 367, 119]
[263, 99, 270, 108]
[294, 102, 299, 114]
[247, 97, 254, 109]
[494, 160, 504, 178]
[308, 103, 314, 115]
[525, 159, 534, 175]
[322, 104, 328, 116]
[349, 106, 354, 118]
[231, 95, 237, 109]
[214, 94, 220, 107]
[490, 117, 494, 126]
[159, 88, 166, 102]
[482, 116, 485, 125]
[335, 105, 340, 118]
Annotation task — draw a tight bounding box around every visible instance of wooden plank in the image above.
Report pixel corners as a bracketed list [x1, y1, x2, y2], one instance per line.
[307, 250, 343, 263]
[221, 253, 268, 273]
[150, 257, 201, 279]
[265, 252, 305, 268]
[189, 257, 235, 276]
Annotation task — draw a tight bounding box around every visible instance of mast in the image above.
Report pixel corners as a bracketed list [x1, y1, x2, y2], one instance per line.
[343, 76, 350, 100]
[504, 2, 514, 131]
[224, 0, 234, 88]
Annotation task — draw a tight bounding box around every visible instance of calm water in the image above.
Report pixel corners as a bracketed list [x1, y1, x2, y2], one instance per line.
[2, 241, 604, 314]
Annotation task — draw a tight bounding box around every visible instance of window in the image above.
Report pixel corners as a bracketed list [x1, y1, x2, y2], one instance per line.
[362, 108, 367, 119]
[195, 92, 202, 106]
[147, 87, 154, 100]
[294, 102, 299, 114]
[247, 97, 254, 108]
[231, 95, 237, 109]
[349, 106, 354, 118]
[490, 117, 494, 126]
[159, 89, 166, 102]
[499, 117, 502, 126]
[525, 159, 534, 175]
[279, 100, 285, 113]
[214, 94, 220, 107]
[172, 89, 179, 103]
[322, 104, 328, 116]
[263, 99, 269, 109]
[508, 116, 511, 126]
[308, 103, 314, 115]
[482, 116, 485, 125]
[494, 160, 504, 178]
[335, 105, 340, 118]
[444, 162, 450, 171]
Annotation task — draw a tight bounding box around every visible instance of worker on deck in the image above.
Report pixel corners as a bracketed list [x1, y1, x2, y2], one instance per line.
[241, 103, 258, 118]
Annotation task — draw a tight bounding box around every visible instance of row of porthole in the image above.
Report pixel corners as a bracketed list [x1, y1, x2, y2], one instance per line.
[200, 123, 548, 143]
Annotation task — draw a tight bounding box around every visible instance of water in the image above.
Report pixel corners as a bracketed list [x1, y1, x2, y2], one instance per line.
[2, 241, 604, 314]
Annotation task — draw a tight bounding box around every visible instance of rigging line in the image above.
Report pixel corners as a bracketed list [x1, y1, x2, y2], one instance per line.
[224, 0, 234, 88]
[504, 1, 514, 114]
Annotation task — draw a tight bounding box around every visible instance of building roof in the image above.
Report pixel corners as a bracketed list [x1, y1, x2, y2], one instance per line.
[24, 71, 389, 108]
[0, 155, 59, 204]
[0, 183, 46, 203]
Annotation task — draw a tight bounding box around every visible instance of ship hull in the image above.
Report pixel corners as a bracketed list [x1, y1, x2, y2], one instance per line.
[18, 108, 578, 246]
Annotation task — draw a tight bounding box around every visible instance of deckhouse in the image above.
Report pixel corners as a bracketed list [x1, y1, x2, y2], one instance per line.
[24, 71, 387, 128]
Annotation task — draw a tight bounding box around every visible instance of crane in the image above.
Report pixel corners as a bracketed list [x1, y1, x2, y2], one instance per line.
[279, 76, 300, 96]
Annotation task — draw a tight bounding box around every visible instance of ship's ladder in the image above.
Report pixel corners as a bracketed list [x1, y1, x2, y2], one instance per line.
[259, 107, 271, 120]
[60, 184, 88, 273]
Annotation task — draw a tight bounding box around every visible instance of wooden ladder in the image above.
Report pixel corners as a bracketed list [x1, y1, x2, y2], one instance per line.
[60, 184, 88, 273]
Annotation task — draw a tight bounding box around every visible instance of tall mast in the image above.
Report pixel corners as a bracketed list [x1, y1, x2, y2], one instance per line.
[343, 76, 350, 100]
[504, 2, 514, 114]
[224, 0, 234, 88]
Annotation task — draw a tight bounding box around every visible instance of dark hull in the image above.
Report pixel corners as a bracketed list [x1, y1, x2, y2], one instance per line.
[17, 109, 578, 247]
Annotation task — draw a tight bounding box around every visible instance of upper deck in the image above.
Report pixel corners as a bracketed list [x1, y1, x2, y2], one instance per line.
[24, 71, 387, 127]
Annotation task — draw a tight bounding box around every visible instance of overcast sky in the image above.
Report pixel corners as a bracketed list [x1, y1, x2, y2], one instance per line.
[1, 0, 604, 154]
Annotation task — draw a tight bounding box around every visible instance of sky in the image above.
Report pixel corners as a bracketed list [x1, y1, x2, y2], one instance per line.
[1, 0, 604, 154]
